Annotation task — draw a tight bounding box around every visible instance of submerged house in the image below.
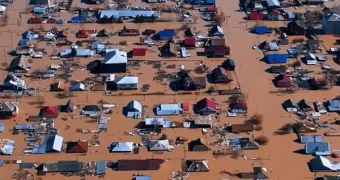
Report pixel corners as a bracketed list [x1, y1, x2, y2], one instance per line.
[305, 142, 331, 155]
[66, 140, 88, 153]
[326, 99, 340, 112]
[188, 138, 209, 151]
[0, 102, 19, 118]
[44, 134, 64, 153]
[50, 82, 65, 92]
[110, 142, 134, 152]
[309, 156, 340, 172]
[229, 102, 248, 114]
[182, 160, 209, 172]
[195, 98, 217, 115]
[238, 167, 269, 179]
[60, 100, 75, 113]
[40, 106, 59, 118]
[282, 99, 299, 112]
[211, 66, 233, 83]
[125, 100, 142, 119]
[231, 123, 254, 133]
[88, 50, 127, 74]
[114, 76, 138, 90]
[209, 25, 224, 36]
[148, 139, 172, 151]
[155, 103, 182, 116]
[8, 56, 30, 73]
[81, 105, 101, 115]
[230, 137, 260, 150]
[113, 159, 165, 171]
[178, 72, 206, 90]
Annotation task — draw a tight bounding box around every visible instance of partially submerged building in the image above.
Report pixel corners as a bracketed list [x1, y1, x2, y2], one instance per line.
[66, 140, 88, 153]
[110, 142, 134, 152]
[182, 160, 209, 172]
[125, 100, 142, 119]
[155, 103, 182, 116]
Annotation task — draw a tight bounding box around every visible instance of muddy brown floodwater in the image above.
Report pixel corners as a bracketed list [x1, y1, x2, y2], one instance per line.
[0, 0, 339, 179]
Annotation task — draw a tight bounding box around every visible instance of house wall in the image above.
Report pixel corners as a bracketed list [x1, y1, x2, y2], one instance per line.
[230, 109, 247, 114]
[117, 83, 138, 90]
[322, 17, 340, 35]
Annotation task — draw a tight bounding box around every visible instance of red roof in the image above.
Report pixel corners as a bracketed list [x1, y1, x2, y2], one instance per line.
[276, 74, 291, 82]
[184, 37, 196, 46]
[206, 6, 217, 11]
[196, 98, 217, 111]
[270, 9, 280, 15]
[132, 48, 147, 56]
[182, 102, 190, 111]
[78, 30, 88, 35]
[40, 106, 58, 118]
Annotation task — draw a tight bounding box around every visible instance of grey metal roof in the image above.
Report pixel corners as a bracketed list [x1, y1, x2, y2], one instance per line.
[96, 160, 107, 174]
[98, 10, 159, 18]
[148, 139, 170, 151]
[266, 0, 280, 7]
[44, 134, 63, 152]
[110, 142, 133, 152]
[0, 102, 17, 112]
[183, 160, 209, 172]
[126, 100, 142, 112]
[305, 142, 331, 155]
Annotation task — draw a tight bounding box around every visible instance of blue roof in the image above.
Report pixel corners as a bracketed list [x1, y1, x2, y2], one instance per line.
[31, 144, 46, 154]
[266, 0, 280, 7]
[328, 99, 340, 112]
[133, 176, 151, 180]
[23, 31, 33, 40]
[33, 7, 46, 14]
[18, 39, 28, 46]
[0, 159, 3, 167]
[300, 135, 323, 144]
[254, 26, 272, 35]
[0, 122, 3, 132]
[98, 10, 159, 18]
[1, 140, 14, 155]
[96, 160, 107, 175]
[60, 49, 94, 57]
[266, 53, 287, 64]
[205, 0, 215, 4]
[305, 142, 331, 155]
[159, 29, 175, 38]
[14, 124, 39, 131]
[71, 16, 85, 23]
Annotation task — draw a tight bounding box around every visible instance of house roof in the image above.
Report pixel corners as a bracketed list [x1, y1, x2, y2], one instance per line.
[105, 50, 127, 64]
[182, 102, 190, 111]
[182, 160, 209, 172]
[132, 48, 147, 56]
[210, 25, 224, 35]
[323, 175, 340, 180]
[126, 100, 142, 113]
[97, 29, 110, 37]
[240, 139, 260, 150]
[326, 13, 340, 21]
[184, 28, 195, 37]
[66, 140, 88, 153]
[309, 156, 340, 172]
[298, 99, 312, 110]
[115, 159, 165, 171]
[96, 160, 107, 175]
[40, 106, 58, 118]
[221, 58, 235, 69]
[300, 135, 323, 144]
[82, 105, 101, 112]
[305, 142, 331, 155]
[229, 102, 248, 110]
[266, 0, 280, 7]
[98, 10, 159, 18]
[196, 98, 217, 111]
[9, 55, 29, 71]
[28, 0, 50, 5]
[188, 138, 209, 151]
[275, 74, 291, 82]
[183, 37, 196, 45]
[159, 29, 175, 38]
[70, 82, 85, 91]
[283, 99, 299, 109]
[133, 175, 151, 180]
[231, 124, 254, 133]
[60, 100, 75, 112]
[110, 142, 134, 152]
[148, 139, 170, 151]
[44, 134, 63, 152]
[213, 66, 232, 79]
[115, 76, 138, 85]
[0, 102, 17, 112]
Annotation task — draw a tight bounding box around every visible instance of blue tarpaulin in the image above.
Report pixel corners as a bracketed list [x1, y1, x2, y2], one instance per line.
[253, 26, 272, 35]
[96, 160, 107, 175]
[159, 29, 175, 40]
[71, 16, 85, 23]
[18, 39, 28, 46]
[266, 53, 288, 64]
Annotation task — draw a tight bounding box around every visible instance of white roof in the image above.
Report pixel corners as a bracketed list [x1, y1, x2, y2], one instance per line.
[104, 50, 127, 64]
[105, 74, 115, 82]
[115, 76, 138, 85]
[52, 135, 63, 152]
[0, 5, 6, 12]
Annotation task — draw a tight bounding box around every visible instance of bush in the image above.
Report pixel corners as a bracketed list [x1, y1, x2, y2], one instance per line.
[254, 136, 269, 145]
[254, 125, 263, 131]
[249, 113, 263, 125]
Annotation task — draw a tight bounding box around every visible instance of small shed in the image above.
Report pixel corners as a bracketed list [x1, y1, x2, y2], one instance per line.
[40, 106, 59, 118]
[159, 29, 175, 40]
[231, 124, 254, 133]
[274, 74, 291, 87]
[132, 48, 147, 56]
[66, 140, 88, 153]
[221, 58, 235, 71]
[125, 100, 142, 119]
[266, 53, 288, 64]
[155, 103, 182, 116]
[181, 102, 190, 111]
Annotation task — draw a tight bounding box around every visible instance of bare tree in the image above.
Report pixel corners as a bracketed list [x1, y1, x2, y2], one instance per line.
[254, 136, 269, 145]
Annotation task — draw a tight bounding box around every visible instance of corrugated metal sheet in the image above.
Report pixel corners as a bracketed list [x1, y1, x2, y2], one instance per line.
[96, 160, 107, 175]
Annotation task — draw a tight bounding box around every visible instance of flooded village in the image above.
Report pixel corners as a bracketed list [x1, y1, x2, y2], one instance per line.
[1, 0, 340, 179]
